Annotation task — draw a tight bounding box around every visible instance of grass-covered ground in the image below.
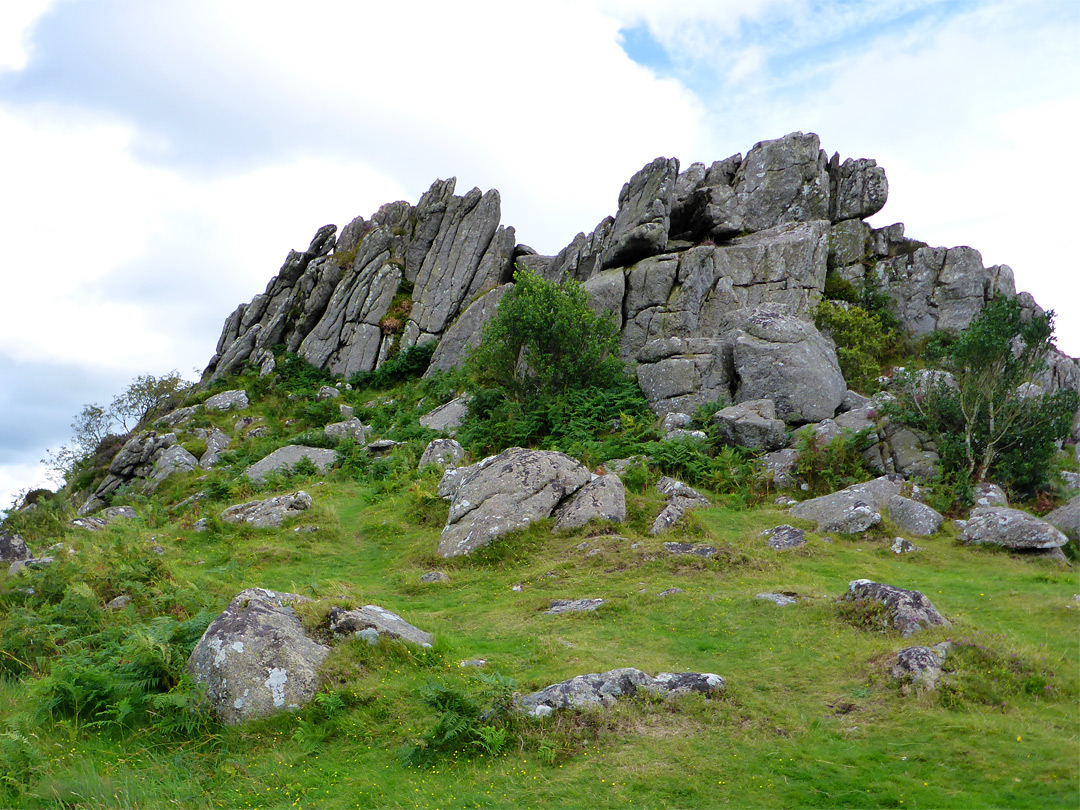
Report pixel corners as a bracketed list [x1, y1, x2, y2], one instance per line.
[1, 365, 1077, 809]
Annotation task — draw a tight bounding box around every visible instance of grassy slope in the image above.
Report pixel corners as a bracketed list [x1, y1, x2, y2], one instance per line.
[1, 377, 1077, 809]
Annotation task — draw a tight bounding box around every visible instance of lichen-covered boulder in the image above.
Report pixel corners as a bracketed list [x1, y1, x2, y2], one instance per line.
[204, 390, 250, 411]
[244, 446, 337, 483]
[551, 474, 626, 532]
[961, 507, 1069, 551]
[221, 491, 313, 529]
[324, 418, 370, 445]
[327, 605, 433, 648]
[763, 525, 806, 550]
[419, 395, 469, 435]
[438, 448, 591, 557]
[845, 580, 950, 637]
[518, 668, 724, 717]
[419, 438, 465, 469]
[145, 445, 199, 493]
[186, 588, 329, 725]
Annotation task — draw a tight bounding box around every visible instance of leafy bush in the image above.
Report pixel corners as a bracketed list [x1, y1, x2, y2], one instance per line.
[465, 267, 622, 399]
[795, 428, 875, 498]
[274, 350, 337, 392]
[814, 301, 895, 392]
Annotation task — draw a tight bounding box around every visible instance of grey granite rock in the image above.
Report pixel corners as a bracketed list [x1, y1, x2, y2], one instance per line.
[845, 580, 950, 637]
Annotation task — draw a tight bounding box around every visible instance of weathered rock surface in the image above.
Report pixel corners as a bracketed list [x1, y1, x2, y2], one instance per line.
[324, 418, 370, 445]
[79, 431, 178, 514]
[961, 507, 1069, 550]
[544, 598, 604, 615]
[732, 307, 846, 423]
[244, 446, 337, 483]
[889, 643, 951, 691]
[426, 284, 512, 374]
[1045, 495, 1080, 541]
[205, 390, 250, 411]
[973, 482, 1009, 509]
[418, 438, 465, 469]
[438, 448, 591, 557]
[789, 475, 940, 536]
[145, 445, 199, 493]
[763, 525, 806, 550]
[419, 395, 468, 435]
[186, 588, 329, 725]
[327, 605, 433, 648]
[518, 667, 724, 717]
[757, 448, 800, 489]
[756, 592, 798, 606]
[845, 580, 950, 637]
[0, 532, 30, 562]
[650, 477, 711, 535]
[713, 398, 787, 450]
[200, 426, 230, 469]
[221, 491, 313, 529]
[663, 542, 717, 558]
[600, 157, 679, 270]
[551, 474, 626, 532]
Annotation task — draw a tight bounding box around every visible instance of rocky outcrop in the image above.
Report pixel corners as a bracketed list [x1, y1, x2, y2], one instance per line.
[144, 445, 199, 493]
[650, 476, 711, 535]
[186, 588, 329, 725]
[79, 431, 178, 514]
[202, 131, 1076, 426]
[438, 448, 592, 558]
[419, 395, 468, 435]
[713, 399, 787, 451]
[519, 667, 724, 717]
[789, 475, 942, 536]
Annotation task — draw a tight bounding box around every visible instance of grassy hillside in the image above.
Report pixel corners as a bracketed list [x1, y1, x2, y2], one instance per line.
[1, 360, 1077, 809]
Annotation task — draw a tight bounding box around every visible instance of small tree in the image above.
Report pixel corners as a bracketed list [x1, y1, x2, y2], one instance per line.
[465, 267, 622, 399]
[891, 296, 1078, 496]
[110, 371, 191, 431]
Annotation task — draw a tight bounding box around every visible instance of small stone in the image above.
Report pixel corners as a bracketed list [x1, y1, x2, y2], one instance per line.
[659, 587, 684, 597]
[662, 542, 716, 558]
[512, 585, 523, 592]
[544, 598, 604, 615]
[891, 537, 922, 554]
[459, 659, 487, 668]
[149, 546, 165, 555]
[756, 592, 798, 606]
[763, 525, 806, 550]
[420, 571, 450, 583]
[106, 595, 132, 610]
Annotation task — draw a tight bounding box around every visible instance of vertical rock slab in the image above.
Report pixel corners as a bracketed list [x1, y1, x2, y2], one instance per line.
[829, 155, 888, 222]
[600, 156, 680, 270]
[426, 284, 513, 374]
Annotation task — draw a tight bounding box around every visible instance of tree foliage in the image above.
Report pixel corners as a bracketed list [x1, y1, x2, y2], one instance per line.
[109, 371, 191, 431]
[465, 267, 622, 399]
[889, 296, 1077, 497]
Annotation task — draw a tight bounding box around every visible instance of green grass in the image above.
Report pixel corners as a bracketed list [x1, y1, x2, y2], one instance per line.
[1, 368, 1077, 809]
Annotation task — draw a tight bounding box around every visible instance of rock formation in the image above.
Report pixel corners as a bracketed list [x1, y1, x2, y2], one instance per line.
[203, 131, 1080, 421]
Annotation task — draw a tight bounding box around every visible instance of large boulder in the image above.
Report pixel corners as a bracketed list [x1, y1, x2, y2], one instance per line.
[518, 668, 724, 717]
[327, 605, 433, 648]
[1045, 495, 1080, 541]
[418, 438, 465, 470]
[732, 307, 846, 424]
[438, 448, 591, 557]
[204, 390, 250, 411]
[961, 507, 1070, 551]
[0, 532, 30, 562]
[829, 156, 888, 222]
[551, 474, 627, 532]
[845, 580, 950, 637]
[324, 418, 370, 445]
[185, 588, 330, 725]
[419, 395, 469, 435]
[221, 491, 313, 529]
[244, 446, 337, 483]
[712, 398, 787, 451]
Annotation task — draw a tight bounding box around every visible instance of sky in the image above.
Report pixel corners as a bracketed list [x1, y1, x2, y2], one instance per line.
[1, 0, 1078, 513]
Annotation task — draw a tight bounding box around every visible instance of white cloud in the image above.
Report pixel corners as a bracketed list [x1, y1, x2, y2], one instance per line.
[0, 0, 59, 72]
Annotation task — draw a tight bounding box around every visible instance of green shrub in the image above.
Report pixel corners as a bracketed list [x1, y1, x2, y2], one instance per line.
[465, 266, 622, 399]
[814, 301, 894, 392]
[794, 428, 875, 498]
[350, 341, 437, 391]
